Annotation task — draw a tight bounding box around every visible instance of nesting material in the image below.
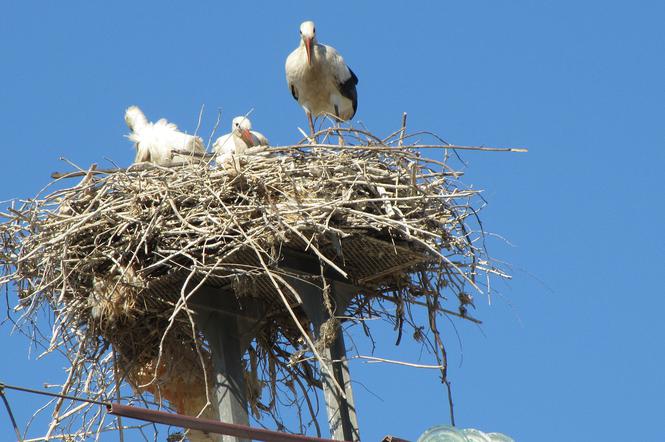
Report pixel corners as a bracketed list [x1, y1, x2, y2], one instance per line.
[0, 129, 507, 438]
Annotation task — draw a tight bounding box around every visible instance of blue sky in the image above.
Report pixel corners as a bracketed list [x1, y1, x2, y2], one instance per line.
[1, 1, 664, 441]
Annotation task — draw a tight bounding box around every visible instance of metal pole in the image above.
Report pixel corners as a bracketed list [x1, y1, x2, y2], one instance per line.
[288, 277, 361, 441]
[198, 312, 249, 442]
[193, 287, 264, 442]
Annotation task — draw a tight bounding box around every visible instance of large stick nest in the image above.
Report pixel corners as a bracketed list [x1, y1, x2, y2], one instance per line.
[0, 130, 507, 438]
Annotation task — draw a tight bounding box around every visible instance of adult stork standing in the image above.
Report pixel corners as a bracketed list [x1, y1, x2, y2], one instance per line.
[213, 116, 269, 165]
[285, 20, 358, 137]
[125, 105, 205, 166]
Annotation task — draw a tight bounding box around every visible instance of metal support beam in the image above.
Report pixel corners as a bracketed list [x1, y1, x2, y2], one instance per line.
[287, 277, 361, 441]
[193, 287, 264, 442]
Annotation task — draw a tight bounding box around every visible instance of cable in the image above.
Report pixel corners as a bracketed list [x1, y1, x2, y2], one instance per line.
[0, 382, 109, 407]
[0, 386, 24, 441]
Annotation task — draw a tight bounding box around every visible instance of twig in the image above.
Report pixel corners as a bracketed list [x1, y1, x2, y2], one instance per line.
[207, 108, 223, 151]
[284, 143, 527, 153]
[398, 112, 407, 147]
[352, 355, 442, 369]
[193, 104, 205, 138]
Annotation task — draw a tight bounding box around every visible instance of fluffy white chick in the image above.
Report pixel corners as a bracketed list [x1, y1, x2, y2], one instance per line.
[213, 116, 269, 165]
[125, 105, 205, 166]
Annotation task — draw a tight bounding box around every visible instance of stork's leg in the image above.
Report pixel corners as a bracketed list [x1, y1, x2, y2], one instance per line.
[307, 111, 316, 143]
[333, 105, 344, 146]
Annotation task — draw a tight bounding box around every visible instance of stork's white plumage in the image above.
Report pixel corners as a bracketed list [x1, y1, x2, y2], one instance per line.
[213, 116, 269, 165]
[125, 106, 205, 166]
[285, 20, 358, 136]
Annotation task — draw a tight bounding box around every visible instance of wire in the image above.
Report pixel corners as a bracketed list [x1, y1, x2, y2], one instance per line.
[0, 382, 109, 407]
[0, 387, 24, 441]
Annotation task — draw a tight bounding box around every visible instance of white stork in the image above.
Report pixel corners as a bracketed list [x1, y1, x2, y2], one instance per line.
[125, 105, 205, 166]
[213, 116, 269, 164]
[285, 20, 358, 136]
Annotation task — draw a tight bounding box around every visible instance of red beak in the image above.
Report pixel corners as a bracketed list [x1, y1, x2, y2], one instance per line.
[304, 37, 312, 66]
[241, 129, 254, 146]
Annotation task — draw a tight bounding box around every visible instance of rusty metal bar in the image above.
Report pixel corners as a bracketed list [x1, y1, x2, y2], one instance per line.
[107, 403, 338, 442]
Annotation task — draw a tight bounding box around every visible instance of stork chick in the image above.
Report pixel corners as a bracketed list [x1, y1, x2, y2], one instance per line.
[125, 105, 205, 166]
[213, 116, 269, 165]
[285, 20, 358, 137]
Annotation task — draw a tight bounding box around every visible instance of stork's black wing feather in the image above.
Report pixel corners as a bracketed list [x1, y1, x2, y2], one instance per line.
[290, 84, 298, 101]
[339, 66, 359, 117]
